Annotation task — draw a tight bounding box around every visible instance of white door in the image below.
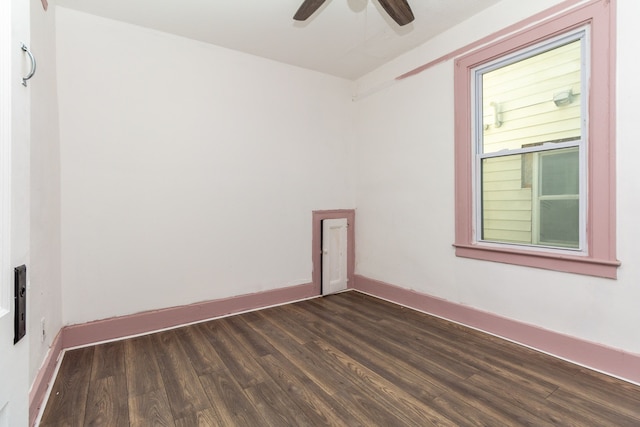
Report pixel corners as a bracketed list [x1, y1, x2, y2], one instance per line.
[0, 0, 31, 424]
[322, 218, 348, 295]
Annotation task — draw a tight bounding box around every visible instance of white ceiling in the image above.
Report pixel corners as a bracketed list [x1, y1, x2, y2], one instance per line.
[55, 0, 501, 80]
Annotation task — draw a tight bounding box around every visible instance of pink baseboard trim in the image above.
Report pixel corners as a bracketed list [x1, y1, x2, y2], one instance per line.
[29, 330, 63, 426]
[63, 282, 316, 349]
[354, 274, 640, 385]
[29, 282, 316, 424]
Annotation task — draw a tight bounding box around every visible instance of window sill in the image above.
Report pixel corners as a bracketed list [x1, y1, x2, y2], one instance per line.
[453, 243, 620, 279]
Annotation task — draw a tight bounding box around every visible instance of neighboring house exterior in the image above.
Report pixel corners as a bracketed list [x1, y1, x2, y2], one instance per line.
[481, 39, 582, 247]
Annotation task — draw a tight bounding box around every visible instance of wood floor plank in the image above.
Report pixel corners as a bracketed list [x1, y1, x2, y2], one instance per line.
[91, 341, 126, 381]
[151, 330, 212, 420]
[256, 353, 370, 427]
[173, 324, 226, 376]
[333, 385, 436, 427]
[198, 371, 268, 426]
[243, 378, 318, 426]
[250, 309, 355, 396]
[124, 334, 165, 397]
[174, 408, 220, 427]
[546, 387, 640, 427]
[39, 291, 640, 426]
[344, 291, 577, 375]
[39, 346, 94, 427]
[553, 367, 640, 422]
[429, 393, 508, 427]
[307, 339, 445, 427]
[83, 375, 129, 426]
[238, 306, 374, 425]
[128, 388, 176, 427]
[300, 298, 479, 386]
[466, 373, 587, 427]
[438, 374, 556, 427]
[251, 311, 404, 426]
[315, 296, 484, 381]
[340, 292, 579, 391]
[197, 319, 267, 389]
[260, 302, 318, 345]
[324, 291, 387, 322]
[281, 302, 447, 401]
[223, 313, 278, 356]
[373, 312, 562, 399]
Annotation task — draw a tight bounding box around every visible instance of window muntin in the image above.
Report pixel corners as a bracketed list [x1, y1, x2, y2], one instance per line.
[473, 31, 587, 252]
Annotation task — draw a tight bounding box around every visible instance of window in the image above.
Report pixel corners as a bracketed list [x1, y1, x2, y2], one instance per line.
[454, 0, 619, 278]
[477, 32, 585, 250]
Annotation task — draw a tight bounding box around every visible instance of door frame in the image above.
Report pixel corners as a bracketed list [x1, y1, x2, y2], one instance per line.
[312, 210, 355, 296]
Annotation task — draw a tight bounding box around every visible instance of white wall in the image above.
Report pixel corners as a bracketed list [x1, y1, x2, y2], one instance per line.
[56, 8, 356, 325]
[29, 0, 62, 385]
[52, 0, 640, 357]
[354, 0, 640, 355]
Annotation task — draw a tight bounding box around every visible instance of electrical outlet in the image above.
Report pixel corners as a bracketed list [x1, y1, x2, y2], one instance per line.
[40, 317, 46, 343]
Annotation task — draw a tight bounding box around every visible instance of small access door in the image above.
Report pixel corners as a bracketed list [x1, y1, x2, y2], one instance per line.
[321, 218, 348, 295]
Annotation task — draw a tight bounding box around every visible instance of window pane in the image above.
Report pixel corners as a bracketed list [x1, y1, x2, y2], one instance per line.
[482, 154, 533, 245]
[481, 39, 582, 154]
[481, 147, 580, 249]
[539, 199, 579, 248]
[539, 148, 579, 195]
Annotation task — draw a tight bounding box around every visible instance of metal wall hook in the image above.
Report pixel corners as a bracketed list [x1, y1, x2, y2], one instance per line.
[21, 43, 36, 87]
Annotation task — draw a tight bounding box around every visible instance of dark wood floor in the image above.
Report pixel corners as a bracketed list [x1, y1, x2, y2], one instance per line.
[39, 291, 640, 426]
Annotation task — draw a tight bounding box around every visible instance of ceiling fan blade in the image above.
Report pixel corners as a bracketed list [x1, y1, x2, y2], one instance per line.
[293, 0, 328, 21]
[377, 0, 415, 26]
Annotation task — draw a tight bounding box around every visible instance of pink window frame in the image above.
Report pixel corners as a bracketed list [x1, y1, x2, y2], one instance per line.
[453, 0, 619, 279]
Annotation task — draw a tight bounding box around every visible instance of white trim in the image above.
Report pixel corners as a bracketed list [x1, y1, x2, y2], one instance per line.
[578, 23, 590, 255]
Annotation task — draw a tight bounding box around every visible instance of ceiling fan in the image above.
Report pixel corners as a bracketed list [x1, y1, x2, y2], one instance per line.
[294, 0, 415, 27]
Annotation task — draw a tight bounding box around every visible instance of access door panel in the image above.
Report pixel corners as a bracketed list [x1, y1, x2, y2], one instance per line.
[322, 218, 348, 295]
